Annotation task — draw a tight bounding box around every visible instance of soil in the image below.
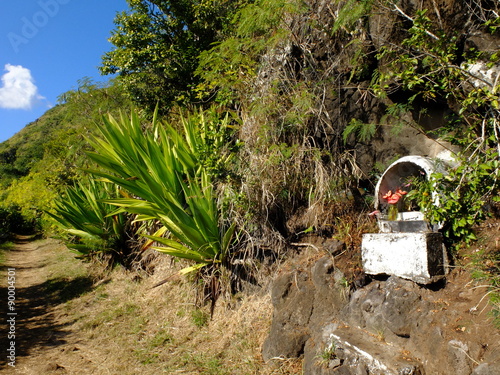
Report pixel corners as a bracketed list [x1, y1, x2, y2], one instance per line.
[0, 237, 96, 374]
[0, 237, 276, 375]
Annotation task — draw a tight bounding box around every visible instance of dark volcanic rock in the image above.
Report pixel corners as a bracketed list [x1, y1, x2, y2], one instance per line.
[262, 255, 348, 362]
[262, 268, 314, 360]
[263, 259, 500, 374]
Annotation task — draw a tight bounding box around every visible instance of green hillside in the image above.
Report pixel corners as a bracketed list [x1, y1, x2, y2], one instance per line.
[0, 80, 132, 232]
[0, 79, 130, 183]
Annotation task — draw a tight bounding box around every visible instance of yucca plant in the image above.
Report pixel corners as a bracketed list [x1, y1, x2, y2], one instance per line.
[85, 108, 236, 274]
[48, 178, 129, 259]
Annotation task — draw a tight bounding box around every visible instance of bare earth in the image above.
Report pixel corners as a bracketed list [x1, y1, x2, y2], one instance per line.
[0, 237, 99, 374]
[0, 237, 275, 375]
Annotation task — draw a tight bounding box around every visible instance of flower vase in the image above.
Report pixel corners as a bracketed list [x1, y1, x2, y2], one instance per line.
[387, 204, 398, 221]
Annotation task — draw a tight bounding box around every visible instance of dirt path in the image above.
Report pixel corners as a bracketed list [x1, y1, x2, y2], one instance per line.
[0, 237, 94, 374]
[1, 235, 498, 374]
[0, 236, 270, 375]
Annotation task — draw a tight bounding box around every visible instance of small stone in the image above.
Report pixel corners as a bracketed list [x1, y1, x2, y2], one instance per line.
[45, 362, 65, 371]
[329, 357, 341, 369]
[322, 238, 345, 255]
[472, 363, 500, 375]
[447, 340, 472, 375]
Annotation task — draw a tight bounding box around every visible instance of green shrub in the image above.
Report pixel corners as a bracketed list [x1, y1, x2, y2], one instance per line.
[85, 107, 237, 274]
[0, 205, 37, 239]
[48, 178, 131, 260]
[369, 8, 500, 247]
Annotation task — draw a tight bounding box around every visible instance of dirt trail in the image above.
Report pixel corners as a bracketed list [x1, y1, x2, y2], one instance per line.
[1, 235, 499, 374]
[0, 237, 95, 374]
[0, 236, 272, 375]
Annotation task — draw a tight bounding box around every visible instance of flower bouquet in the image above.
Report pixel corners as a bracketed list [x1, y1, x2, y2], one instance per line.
[382, 188, 407, 221]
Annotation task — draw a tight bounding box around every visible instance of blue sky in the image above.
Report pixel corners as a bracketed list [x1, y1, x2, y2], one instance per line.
[0, 0, 129, 142]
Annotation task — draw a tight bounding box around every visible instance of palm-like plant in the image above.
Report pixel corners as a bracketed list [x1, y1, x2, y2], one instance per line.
[48, 178, 128, 258]
[85, 108, 236, 273]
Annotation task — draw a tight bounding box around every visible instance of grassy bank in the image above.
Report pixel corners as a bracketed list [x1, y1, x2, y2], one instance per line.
[1, 237, 300, 374]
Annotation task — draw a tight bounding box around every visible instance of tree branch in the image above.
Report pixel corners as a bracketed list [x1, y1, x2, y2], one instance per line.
[392, 4, 440, 40]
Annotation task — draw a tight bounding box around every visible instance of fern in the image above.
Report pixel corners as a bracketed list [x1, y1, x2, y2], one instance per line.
[343, 119, 377, 143]
[196, 0, 308, 101]
[332, 0, 374, 34]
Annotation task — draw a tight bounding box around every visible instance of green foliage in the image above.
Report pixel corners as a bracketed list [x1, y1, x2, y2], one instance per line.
[85, 108, 237, 273]
[369, 7, 500, 247]
[0, 242, 14, 250]
[484, 16, 500, 34]
[409, 153, 500, 246]
[343, 118, 377, 143]
[2, 166, 59, 226]
[343, 95, 416, 144]
[315, 340, 337, 368]
[48, 178, 130, 259]
[375, 10, 462, 98]
[0, 112, 58, 184]
[0, 151, 90, 234]
[0, 108, 67, 182]
[196, 0, 307, 103]
[176, 106, 242, 179]
[332, 0, 374, 34]
[101, 0, 246, 110]
[0, 79, 131, 189]
[57, 78, 132, 126]
[0, 206, 36, 238]
[0, 79, 133, 236]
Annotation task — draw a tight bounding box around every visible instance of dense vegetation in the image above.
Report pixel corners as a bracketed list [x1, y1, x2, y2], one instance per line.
[1, 0, 499, 318]
[0, 79, 132, 233]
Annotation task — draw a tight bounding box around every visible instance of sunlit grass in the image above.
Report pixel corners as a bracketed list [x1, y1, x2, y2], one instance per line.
[467, 243, 500, 329]
[0, 241, 14, 265]
[0, 241, 14, 250]
[53, 253, 278, 374]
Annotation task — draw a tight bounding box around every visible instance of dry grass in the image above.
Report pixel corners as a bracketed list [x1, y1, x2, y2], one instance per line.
[11, 239, 303, 374]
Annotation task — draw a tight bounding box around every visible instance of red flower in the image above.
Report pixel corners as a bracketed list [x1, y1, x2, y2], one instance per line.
[382, 190, 393, 200]
[396, 188, 408, 196]
[387, 194, 401, 204]
[382, 188, 407, 204]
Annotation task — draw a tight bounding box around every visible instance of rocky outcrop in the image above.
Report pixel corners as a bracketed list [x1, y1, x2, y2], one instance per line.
[262, 254, 500, 374]
[262, 255, 347, 361]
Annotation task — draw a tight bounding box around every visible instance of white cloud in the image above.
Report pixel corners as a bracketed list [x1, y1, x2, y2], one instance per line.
[0, 64, 45, 110]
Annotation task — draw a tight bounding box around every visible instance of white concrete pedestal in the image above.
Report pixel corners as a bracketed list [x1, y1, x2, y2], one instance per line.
[361, 232, 446, 284]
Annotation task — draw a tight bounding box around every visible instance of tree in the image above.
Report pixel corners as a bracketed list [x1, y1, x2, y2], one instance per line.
[100, 0, 248, 111]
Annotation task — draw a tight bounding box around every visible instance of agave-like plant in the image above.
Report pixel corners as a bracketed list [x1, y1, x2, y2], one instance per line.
[48, 178, 129, 258]
[85, 108, 236, 273]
